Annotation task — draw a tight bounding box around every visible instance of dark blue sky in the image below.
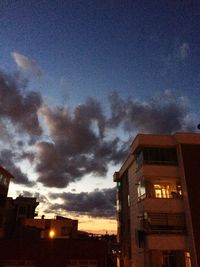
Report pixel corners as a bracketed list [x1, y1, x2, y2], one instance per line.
[1, 0, 200, 106]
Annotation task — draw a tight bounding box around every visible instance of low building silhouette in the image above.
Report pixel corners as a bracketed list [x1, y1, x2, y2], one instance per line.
[0, 166, 14, 238]
[4, 196, 39, 238]
[0, 238, 108, 267]
[21, 215, 78, 239]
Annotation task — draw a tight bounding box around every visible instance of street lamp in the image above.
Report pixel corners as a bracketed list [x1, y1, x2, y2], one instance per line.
[49, 230, 55, 239]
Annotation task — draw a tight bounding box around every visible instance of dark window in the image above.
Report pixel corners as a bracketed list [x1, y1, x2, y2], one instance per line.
[128, 246, 132, 259]
[136, 147, 178, 167]
[61, 226, 70, 236]
[0, 195, 6, 207]
[0, 214, 3, 227]
[18, 206, 26, 215]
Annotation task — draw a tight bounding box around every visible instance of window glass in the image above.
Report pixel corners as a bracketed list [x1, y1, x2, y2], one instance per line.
[18, 206, 26, 215]
[137, 181, 146, 200]
[153, 183, 182, 198]
[136, 147, 178, 166]
[61, 226, 70, 236]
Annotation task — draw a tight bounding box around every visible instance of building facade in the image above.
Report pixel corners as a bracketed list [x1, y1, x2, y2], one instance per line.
[0, 239, 108, 267]
[0, 166, 14, 238]
[4, 196, 39, 238]
[114, 132, 200, 267]
[22, 216, 78, 239]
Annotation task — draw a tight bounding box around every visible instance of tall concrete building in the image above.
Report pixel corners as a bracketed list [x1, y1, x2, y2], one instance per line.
[114, 132, 200, 267]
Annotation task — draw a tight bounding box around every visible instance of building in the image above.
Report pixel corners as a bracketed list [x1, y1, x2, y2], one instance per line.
[0, 166, 14, 238]
[114, 132, 200, 267]
[0, 239, 108, 267]
[21, 215, 78, 239]
[4, 196, 39, 238]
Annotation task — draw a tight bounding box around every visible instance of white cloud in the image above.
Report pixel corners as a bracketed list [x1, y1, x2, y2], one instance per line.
[11, 52, 42, 78]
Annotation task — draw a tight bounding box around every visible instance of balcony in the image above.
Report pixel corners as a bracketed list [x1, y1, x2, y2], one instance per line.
[138, 197, 184, 213]
[145, 234, 187, 250]
[140, 164, 180, 178]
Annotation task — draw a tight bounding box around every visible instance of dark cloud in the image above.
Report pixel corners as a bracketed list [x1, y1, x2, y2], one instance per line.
[108, 91, 195, 134]
[18, 190, 48, 204]
[0, 71, 43, 136]
[0, 70, 195, 190]
[0, 149, 34, 185]
[35, 99, 127, 188]
[19, 151, 35, 163]
[48, 187, 116, 218]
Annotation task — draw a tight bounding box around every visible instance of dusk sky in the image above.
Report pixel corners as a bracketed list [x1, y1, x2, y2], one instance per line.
[0, 0, 200, 233]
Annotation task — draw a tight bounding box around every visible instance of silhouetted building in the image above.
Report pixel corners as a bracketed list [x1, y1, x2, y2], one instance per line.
[3, 196, 39, 238]
[0, 166, 14, 238]
[21, 215, 78, 239]
[114, 132, 200, 267]
[0, 239, 108, 267]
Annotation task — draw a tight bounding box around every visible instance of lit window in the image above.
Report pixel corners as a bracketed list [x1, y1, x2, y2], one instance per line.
[128, 195, 130, 207]
[154, 184, 170, 198]
[153, 184, 182, 199]
[117, 182, 121, 189]
[117, 200, 121, 211]
[137, 181, 146, 200]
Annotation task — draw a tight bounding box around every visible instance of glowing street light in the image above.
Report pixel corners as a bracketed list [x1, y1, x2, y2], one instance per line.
[49, 230, 55, 239]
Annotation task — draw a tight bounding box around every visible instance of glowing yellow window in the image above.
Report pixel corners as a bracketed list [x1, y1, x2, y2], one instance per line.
[154, 184, 170, 198]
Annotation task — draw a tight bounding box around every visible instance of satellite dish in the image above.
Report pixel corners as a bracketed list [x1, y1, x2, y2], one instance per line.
[197, 124, 200, 130]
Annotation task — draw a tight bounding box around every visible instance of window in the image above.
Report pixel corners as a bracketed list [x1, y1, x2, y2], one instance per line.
[142, 212, 186, 232]
[18, 206, 26, 215]
[0, 174, 9, 187]
[185, 252, 192, 267]
[136, 147, 178, 167]
[137, 181, 146, 200]
[61, 226, 70, 236]
[153, 183, 182, 199]
[117, 200, 121, 212]
[117, 181, 121, 189]
[163, 251, 177, 267]
[128, 246, 132, 259]
[127, 195, 130, 207]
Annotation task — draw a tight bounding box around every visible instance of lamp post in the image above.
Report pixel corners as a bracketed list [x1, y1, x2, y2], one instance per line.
[49, 229, 56, 267]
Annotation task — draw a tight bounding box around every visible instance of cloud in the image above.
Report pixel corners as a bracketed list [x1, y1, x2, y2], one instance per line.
[0, 70, 196, 190]
[48, 187, 116, 218]
[179, 42, 190, 60]
[11, 52, 42, 78]
[34, 90, 195, 188]
[35, 98, 127, 188]
[0, 71, 43, 136]
[18, 190, 48, 204]
[0, 149, 34, 185]
[161, 42, 190, 74]
[108, 91, 195, 134]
